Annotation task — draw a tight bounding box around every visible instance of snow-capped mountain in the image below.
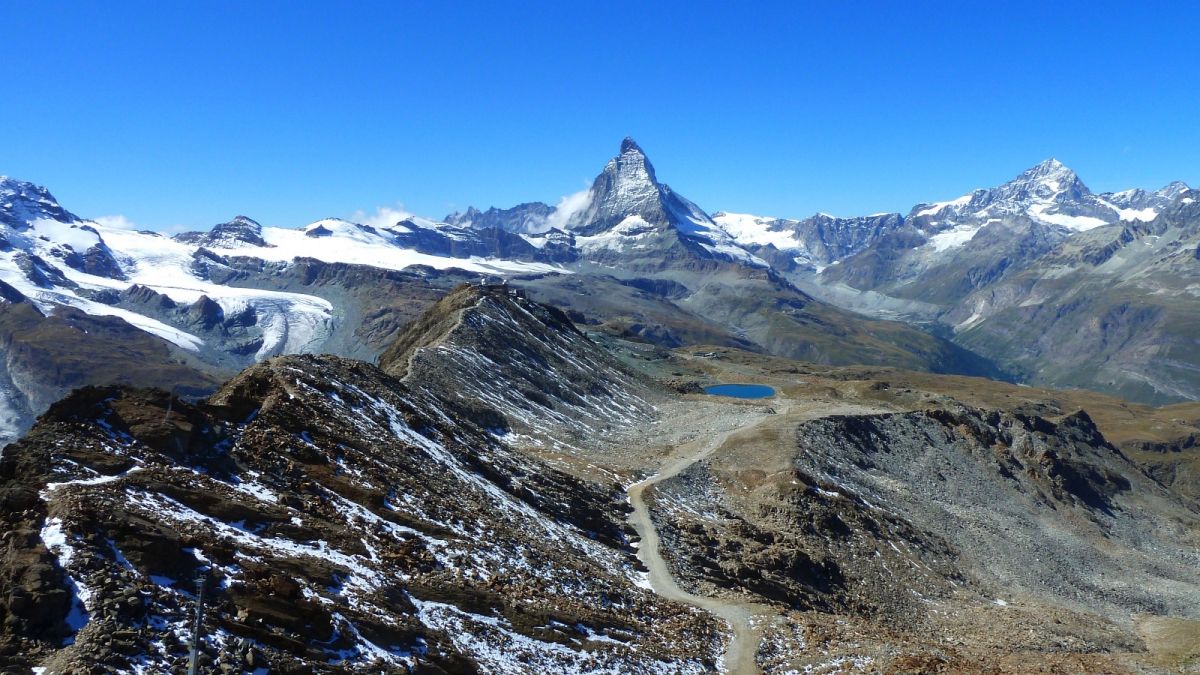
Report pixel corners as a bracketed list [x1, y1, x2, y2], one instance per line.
[718, 160, 1191, 268]
[810, 159, 1193, 288]
[712, 211, 905, 270]
[906, 159, 1190, 250]
[0, 176, 82, 229]
[453, 138, 766, 267]
[582, 138, 766, 264]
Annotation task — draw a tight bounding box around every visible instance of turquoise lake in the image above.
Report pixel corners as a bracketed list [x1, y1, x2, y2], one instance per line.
[703, 384, 776, 399]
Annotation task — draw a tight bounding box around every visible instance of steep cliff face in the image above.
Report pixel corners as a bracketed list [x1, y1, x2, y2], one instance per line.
[0, 355, 720, 674]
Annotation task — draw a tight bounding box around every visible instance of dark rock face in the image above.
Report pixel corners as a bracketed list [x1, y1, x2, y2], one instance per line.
[0, 177, 82, 230]
[0, 279, 29, 305]
[444, 202, 555, 234]
[184, 295, 225, 331]
[13, 252, 76, 289]
[175, 216, 272, 248]
[389, 220, 576, 263]
[0, 356, 721, 673]
[79, 244, 126, 280]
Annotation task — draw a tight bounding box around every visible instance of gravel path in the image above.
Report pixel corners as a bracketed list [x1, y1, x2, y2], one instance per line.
[626, 408, 784, 675]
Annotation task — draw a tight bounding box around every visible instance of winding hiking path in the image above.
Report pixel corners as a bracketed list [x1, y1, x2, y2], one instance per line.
[627, 409, 783, 675]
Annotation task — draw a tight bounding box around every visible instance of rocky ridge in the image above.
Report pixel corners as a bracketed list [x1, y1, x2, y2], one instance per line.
[0, 350, 721, 674]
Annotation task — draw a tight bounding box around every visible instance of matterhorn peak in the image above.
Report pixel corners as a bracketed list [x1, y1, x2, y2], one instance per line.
[620, 136, 645, 155]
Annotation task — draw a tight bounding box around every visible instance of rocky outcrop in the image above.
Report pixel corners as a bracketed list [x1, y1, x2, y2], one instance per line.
[174, 216, 273, 249]
[444, 202, 555, 234]
[0, 355, 721, 673]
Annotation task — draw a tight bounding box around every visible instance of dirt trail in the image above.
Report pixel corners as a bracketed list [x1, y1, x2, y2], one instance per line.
[400, 299, 474, 381]
[627, 408, 783, 675]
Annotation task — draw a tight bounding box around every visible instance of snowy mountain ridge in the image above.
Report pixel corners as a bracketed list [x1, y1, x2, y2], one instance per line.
[712, 159, 1190, 266]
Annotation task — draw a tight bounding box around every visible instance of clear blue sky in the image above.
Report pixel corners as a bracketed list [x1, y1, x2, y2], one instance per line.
[2, 2, 1198, 230]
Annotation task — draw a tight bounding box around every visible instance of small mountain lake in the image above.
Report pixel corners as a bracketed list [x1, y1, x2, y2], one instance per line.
[703, 384, 776, 399]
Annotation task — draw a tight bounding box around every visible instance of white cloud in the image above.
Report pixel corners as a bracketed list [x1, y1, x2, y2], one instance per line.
[542, 187, 593, 232]
[93, 214, 137, 230]
[351, 202, 416, 229]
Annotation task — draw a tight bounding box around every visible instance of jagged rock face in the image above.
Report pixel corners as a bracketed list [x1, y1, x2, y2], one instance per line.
[566, 138, 674, 236]
[444, 203, 555, 234]
[380, 283, 664, 441]
[562, 138, 739, 258]
[788, 409, 1199, 617]
[712, 212, 906, 269]
[174, 216, 272, 249]
[0, 177, 81, 230]
[0, 356, 722, 674]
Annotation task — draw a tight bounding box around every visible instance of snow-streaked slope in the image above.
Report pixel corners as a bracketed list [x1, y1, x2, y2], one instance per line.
[12, 356, 720, 672]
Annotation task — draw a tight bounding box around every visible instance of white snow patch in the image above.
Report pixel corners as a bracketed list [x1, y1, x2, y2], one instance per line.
[711, 212, 800, 251]
[916, 194, 973, 217]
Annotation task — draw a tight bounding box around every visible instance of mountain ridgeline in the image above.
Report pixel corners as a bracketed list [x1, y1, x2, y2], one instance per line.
[6, 274, 1200, 673]
[0, 136, 1197, 452]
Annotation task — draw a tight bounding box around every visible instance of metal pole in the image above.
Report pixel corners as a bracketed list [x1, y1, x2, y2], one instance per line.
[187, 574, 205, 675]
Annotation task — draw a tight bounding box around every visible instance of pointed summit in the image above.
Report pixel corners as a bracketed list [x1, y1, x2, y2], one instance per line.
[1160, 181, 1192, 201]
[229, 215, 261, 227]
[1016, 158, 1078, 183]
[620, 136, 644, 155]
[1032, 157, 1065, 171]
[996, 158, 1089, 203]
[563, 138, 665, 235]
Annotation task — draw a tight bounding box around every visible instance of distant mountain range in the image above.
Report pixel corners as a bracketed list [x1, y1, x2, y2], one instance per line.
[1, 138, 1196, 443]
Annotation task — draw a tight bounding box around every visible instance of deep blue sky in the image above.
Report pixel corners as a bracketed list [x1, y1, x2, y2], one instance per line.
[2, 2, 1198, 230]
